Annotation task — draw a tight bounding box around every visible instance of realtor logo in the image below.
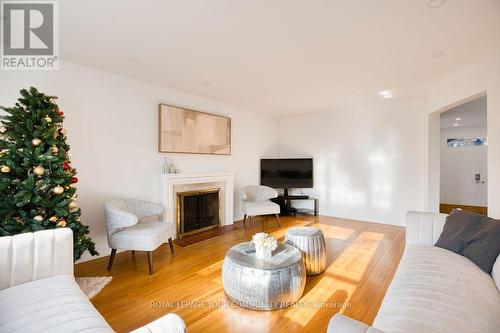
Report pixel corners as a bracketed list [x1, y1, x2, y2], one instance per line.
[1, 1, 59, 70]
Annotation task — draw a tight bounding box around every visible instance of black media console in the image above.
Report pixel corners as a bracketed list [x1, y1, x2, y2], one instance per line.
[272, 195, 319, 216]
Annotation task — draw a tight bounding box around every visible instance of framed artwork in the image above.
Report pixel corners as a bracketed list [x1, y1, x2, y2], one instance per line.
[158, 104, 231, 155]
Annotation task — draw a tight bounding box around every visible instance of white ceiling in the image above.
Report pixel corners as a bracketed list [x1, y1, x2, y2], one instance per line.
[60, 0, 500, 116]
[440, 96, 487, 129]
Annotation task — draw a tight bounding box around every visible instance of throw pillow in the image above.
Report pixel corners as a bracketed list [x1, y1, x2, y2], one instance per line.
[435, 209, 500, 273]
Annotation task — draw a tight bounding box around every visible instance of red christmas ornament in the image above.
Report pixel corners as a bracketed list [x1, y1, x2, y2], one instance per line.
[58, 110, 64, 116]
[63, 162, 70, 170]
[71, 177, 78, 183]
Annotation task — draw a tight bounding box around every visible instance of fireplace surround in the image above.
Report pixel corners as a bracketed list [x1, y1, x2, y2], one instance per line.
[161, 172, 234, 238]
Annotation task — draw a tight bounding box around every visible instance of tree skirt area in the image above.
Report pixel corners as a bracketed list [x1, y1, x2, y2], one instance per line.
[76, 277, 113, 299]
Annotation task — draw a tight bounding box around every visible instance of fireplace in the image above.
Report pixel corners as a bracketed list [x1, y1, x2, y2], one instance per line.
[177, 188, 220, 238]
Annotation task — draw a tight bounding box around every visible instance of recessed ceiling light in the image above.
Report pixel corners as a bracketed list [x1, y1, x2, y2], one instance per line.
[201, 82, 212, 87]
[127, 57, 139, 63]
[427, 0, 447, 9]
[430, 51, 444, 58]
[378, 90, 393, 99]
[455, 117, 462, 121]
[453, 123, 459, 127]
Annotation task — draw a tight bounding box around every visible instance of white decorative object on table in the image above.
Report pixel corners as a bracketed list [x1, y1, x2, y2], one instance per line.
[251, 232, 278, 258]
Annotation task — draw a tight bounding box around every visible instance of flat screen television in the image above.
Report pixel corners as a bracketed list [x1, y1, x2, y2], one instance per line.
[260, 158, 313, 190]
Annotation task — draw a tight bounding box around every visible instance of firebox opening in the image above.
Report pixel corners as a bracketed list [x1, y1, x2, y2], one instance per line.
[177, 188, 220, 238]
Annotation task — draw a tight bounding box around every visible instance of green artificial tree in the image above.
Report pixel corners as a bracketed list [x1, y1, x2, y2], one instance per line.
[0, 87, 97, 260]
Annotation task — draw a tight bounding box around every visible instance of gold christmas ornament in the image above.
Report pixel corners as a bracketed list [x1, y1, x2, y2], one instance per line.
[32, 138, 42, 146]
[57, 220, 67, 227]
[50, 146, 59, 154]
[0, 126, 6, 134]
[44, 116, 52, 123]
[69, 201, 78, 210]
[59, 128, 67, 136]
[53, 185, 64, 194]
[1, 165, 11, 173]
[0, 149, 8, 156]
[33, 165, 45, 177]
[49, 216, 58, 223]
[33, 215, 43, 222]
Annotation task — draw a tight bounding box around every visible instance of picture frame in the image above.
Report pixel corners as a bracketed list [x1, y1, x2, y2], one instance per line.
[158, 104, 231, 155]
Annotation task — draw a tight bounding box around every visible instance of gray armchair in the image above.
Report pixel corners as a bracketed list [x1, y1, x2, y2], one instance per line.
[241, 185, 281, 228]
[103, 199, 175, 274]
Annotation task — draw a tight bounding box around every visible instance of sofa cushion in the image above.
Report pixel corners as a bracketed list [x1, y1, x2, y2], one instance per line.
[109, 220, 172, 251]
[0, 275, 113, 333]
[373, 245, 500, 333]
[243, 201, 280, 215]
[493, 255, 500, 292]
[434, 209, 500, 273]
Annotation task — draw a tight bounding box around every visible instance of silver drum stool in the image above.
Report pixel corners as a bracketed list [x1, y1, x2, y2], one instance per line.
[222, 242, 306, 310]
[285, 227, 326, 275]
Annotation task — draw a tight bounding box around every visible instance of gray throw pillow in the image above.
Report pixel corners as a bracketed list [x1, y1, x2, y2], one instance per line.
[435, 209, 500, 273]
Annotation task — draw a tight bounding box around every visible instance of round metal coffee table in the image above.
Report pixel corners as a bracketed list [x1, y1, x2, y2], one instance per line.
[222, 242, 306, 310]
[285, 227, 326, 275]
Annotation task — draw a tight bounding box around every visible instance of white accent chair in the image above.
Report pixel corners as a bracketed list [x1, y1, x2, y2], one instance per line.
[241, 185, 281, 228]
[327, 211, 500, 333]
[0, 229, 186, 333]
[103, 199, 175, 274]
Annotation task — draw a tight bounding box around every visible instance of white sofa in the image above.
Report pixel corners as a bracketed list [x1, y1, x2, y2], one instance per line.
[0, 228, 186, 333]
[328, 211, 500, 333]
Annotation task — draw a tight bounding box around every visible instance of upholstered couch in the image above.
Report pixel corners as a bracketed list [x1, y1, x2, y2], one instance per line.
[0, 228, 185, 333]
[328, 211, 500, 333]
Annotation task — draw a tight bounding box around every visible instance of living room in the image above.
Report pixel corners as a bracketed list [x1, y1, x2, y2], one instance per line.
[0, 1, 499, 333]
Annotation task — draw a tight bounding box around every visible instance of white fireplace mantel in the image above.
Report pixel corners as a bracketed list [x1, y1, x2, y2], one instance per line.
[161, 172, 234, 237]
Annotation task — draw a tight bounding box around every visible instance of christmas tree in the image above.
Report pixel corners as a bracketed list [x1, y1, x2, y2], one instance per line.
[0, 87, 97, 260]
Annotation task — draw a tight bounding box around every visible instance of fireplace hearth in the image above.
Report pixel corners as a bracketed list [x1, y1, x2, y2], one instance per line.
[177, 188, 220, 238]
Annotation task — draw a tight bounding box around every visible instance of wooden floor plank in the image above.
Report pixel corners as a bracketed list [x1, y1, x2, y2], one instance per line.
[174, 224, 241, 247]
[75, 215, 405, 333]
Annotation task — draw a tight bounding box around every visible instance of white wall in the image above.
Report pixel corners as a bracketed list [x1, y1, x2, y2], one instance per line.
[0, 60, 279, 261]
[440, 125, 487, 206]
[279, 97, 427, 226]
[426, 53, 500, 218]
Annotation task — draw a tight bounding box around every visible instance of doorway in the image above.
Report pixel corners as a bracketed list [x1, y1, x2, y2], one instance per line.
[439, 96, 487, 215]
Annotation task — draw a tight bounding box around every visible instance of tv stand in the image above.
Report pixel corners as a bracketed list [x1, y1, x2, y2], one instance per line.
[272, 192, 319, 216]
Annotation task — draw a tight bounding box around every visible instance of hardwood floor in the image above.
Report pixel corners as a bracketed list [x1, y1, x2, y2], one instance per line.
[75, 215, 405, 333]
[173, 224, 241, 247]
[440, 203, 487, 215]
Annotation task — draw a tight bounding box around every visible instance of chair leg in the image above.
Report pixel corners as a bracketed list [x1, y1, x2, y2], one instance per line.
[147, 251, 153, 275]
[243, 214, 247, 228]
[107, 249, 117, 271]
[275, 214, 281, 227]
[131, 250, 135, 255]
[168, 237, 174, 254]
